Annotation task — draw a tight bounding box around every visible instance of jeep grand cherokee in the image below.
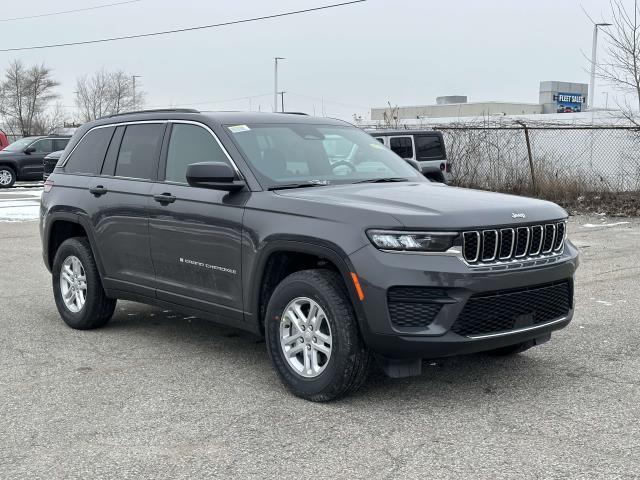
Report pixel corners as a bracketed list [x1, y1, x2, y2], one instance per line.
[40, 110, 579, 401]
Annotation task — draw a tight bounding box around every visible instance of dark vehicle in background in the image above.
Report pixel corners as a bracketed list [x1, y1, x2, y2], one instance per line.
[0, 130, 8, 150]
[0, 135, 71, 188]
[40, 110, 578, 401]
[43, 151, 65, 181]
[368, 129, 451, 184]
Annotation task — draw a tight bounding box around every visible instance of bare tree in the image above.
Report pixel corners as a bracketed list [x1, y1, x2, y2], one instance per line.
[0, 60, 60, 136]
[74, 69, 143, 122]
[33, 102, 69, 135]
[595, 0, 640, 124]
[382, 101, 400, 128]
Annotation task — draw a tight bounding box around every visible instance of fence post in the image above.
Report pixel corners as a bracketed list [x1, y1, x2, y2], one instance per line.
[517, 121, 537, 194]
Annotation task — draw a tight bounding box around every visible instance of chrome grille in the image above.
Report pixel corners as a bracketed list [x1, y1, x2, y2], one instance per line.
[462, 221, 566, 266]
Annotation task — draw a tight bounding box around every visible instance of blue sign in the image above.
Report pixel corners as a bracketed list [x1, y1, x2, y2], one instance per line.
[554, 92, 585, 113]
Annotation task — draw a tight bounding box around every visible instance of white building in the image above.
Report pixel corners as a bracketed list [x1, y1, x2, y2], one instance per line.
[371, 81, 589, 121]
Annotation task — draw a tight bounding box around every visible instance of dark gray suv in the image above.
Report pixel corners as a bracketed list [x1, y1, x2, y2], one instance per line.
[40, 110, 579, 401]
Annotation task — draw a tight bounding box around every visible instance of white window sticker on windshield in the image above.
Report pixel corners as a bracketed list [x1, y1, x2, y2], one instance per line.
[228, 124, 251, 133]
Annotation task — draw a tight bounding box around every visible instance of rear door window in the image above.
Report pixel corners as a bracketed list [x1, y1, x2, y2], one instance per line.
[64, 127, 115, 174]
[389, 136, 413, 159]
[53, 138, 70, 151]
[415, 135, 445, 160]
[30, 138, 54, 154]
[115, 124, 165, 180]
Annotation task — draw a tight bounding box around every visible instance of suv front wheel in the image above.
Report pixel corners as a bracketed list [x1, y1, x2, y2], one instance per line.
[0, 166, 16, 188]
[52, 237, 116, 329]
[265, 269, 371, 402]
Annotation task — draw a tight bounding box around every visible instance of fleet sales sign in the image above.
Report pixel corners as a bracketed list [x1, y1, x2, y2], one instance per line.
[554, 92, 586, 113]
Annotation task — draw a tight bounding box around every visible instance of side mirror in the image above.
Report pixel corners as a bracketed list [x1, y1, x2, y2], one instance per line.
[24, 146, 36, 154]
[186, 162, 245, 192]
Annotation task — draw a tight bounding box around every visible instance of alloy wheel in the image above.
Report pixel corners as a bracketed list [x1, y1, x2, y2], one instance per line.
[60, 255, 87, 313]
[279, 297, 333, 378]
[0, 170, 13, 186]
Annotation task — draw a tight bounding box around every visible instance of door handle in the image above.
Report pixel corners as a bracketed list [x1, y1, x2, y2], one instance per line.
[89, 185, 107, 197]
[153, 193, 176, 204]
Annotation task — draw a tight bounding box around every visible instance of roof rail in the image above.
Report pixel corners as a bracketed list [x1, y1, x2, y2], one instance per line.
[279, 111, 309, 115]
[103, 108, 200, 119]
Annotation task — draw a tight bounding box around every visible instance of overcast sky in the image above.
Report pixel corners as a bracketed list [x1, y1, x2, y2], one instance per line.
[0, 0, 622, 120]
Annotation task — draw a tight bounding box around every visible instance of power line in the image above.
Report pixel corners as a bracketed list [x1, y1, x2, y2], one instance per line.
[0, 0, 141, 23]
[146, 92, 274, 108]
[0, 0, 366, 52]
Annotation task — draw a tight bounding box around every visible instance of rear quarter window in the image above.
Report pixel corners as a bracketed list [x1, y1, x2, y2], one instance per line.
[415, 135, 445, 160]
[64, 127, 115, 174]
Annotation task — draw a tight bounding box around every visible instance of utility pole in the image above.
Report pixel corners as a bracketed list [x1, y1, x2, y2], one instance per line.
[279, 91, 286, 112]
[132, 75, 141, 110]
[274, 57, 285, 112]
[589, 23, 611, 109]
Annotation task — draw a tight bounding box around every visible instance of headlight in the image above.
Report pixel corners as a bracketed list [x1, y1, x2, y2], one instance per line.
[367, 230, 459, 252]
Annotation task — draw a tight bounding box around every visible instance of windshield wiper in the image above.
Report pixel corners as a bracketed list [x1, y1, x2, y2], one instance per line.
[354, 177, 409, 184]
[268, 182, 330, 191]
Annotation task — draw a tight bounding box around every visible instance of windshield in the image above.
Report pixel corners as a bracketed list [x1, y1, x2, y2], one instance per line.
[4, 137, 38, 152]
[226, 123, 422, 188]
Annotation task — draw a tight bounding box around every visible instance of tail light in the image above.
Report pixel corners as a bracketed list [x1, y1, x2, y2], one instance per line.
[445, 163, 451, 173]
[440, 163, 445, 171]
[43, 179, 54, 192]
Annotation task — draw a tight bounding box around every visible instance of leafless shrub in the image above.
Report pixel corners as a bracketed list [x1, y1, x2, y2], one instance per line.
[437, 121, 640, 211]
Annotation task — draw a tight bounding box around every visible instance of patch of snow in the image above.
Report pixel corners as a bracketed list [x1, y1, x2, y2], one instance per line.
[0, 204, 39, 222]
[595, 300, 613, 306]
[582, 222, 630, 228]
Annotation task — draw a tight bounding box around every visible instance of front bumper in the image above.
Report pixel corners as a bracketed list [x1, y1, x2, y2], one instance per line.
[349, 241, 579, 359]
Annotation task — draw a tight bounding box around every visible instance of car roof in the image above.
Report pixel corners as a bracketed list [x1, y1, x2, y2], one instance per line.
[201, 111, 350, 127]
[367, 129, 443, 136]
[86, 109, 351, 129]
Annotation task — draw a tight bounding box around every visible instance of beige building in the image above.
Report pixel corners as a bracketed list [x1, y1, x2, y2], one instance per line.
[371, 81, 588, 120]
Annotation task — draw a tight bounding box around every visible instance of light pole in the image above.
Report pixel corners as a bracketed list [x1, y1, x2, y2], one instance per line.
[274, 57, 285, 112]
[589, 23, 611, 109]
[132, 75, 141, 110]
[279, 91, 286, 112]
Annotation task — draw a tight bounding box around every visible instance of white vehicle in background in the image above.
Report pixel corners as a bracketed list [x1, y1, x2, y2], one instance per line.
[368, 129, 452, 184]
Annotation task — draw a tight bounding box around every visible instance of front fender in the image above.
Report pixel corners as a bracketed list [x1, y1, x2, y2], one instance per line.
[245, 236, 370, 336]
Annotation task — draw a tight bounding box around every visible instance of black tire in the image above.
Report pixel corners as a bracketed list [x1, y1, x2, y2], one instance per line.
[485, 341, 534, 356]
[52, 237, 116, 329]
[265, 269, 371, 402]
[0, 166, 16, 188]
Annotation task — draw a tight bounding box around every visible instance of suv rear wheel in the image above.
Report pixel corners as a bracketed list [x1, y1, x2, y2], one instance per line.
[0, 166, 16, 188]
[265, 269, 371, 402]
[52, 237, 116, 329]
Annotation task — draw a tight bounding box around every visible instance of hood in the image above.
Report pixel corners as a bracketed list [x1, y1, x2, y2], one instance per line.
[275, 182, 567, 230]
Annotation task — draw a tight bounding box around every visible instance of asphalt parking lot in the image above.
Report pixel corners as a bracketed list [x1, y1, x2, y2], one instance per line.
[1, 210, 639, 479]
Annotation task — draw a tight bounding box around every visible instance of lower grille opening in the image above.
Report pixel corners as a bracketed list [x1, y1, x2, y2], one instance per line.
[387, 287, 447, 328]
[451, 280, 572, 337]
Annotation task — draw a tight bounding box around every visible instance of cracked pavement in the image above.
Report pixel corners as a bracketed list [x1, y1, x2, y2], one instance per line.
[1, 216, 639, 479]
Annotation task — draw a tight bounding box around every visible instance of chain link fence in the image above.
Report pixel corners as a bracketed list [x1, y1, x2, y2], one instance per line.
[438, 126, 640, 197]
